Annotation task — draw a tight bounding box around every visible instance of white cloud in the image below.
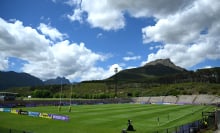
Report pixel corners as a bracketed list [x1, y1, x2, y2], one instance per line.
[142, 0, 220, 44]
[123, 56, 141, 61]
[0, 17, 113, 81]
[65, 0, 81, 6]
[149, 45, 163, 50]
[67, 63, 123, 81]
[123, 52, 141, 61]
[82, 0, 125, 30]
[67, 8, 84, 23]
[126, 51, 134, 55]
[203, 66, 212, 69]
[66, 0, 191, 30]
[65, 0, 220, 68]
[0, 55, 8, 70]
[141, 0, 220, 68]
[146, 38, 220, 68]
[126, 66, 136, 69]
[2, 0, 220, 81]
[22, 40, 106, 80]
[149, 47, 154, 50]
[51, 0, 57, 3]
[0, 18, 50, 62]
[96, 33, 103, 38]
[108, 64, 122, 73]
[37, 23, 68, 42]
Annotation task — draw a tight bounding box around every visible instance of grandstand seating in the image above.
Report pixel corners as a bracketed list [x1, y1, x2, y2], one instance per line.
[132, 97, 150, 104]
[132, 95, 220, 105]
[134, 95, 220, 105]
[149, 96, 164, 104]
[176, 95, 197, 104]
[193, 95, 216, 104]
[163, 96, 178, 104]
[211, 96, 220, 104]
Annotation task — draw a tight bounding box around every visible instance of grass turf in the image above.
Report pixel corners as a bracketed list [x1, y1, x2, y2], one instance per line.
[0, 104, 215, 133]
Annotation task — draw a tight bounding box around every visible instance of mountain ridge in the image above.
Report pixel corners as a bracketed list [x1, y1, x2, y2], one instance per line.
[0, 71, 71, 89]
[0, 71, 43, 89]
[144, 58, 186, 72]
[1, 59, 219, 89]
[44, 77, 70, 85]
[107, 58, 188, 82]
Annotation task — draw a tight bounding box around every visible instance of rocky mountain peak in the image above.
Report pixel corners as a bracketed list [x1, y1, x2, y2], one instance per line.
[144, 58, 185, 72]
[44, 77, 70, 85]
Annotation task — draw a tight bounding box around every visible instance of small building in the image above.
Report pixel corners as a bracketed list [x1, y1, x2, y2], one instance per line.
[0, 92, 18, 101]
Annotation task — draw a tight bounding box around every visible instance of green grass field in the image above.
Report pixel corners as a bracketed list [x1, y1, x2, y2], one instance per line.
[0, 104, 215, 133]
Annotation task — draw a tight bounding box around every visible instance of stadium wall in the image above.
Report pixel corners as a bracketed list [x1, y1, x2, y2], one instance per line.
[132, 95, 220, 105]
[0, 95, 219, 107]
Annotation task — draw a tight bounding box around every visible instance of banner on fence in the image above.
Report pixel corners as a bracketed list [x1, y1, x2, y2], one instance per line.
[52, 114, 69, 121]
[11, 109, 18, 114]
[39, 113, 52, 119]
[28, 111, 40, 117]
[19, 110, 28, 115]
[0, 107, 70, 121]
[3, 108, 11, 112]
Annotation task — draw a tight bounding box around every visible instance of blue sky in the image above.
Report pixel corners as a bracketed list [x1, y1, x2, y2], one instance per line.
[0, 0, 220, 82]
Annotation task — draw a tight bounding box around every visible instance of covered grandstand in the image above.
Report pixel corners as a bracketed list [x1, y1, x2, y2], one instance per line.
[132, 95, 220, 105]
[0, 92, 18, 101]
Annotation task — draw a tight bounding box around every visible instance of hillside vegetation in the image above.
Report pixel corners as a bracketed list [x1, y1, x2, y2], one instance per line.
[1, 59, 220, 98]
[4, 82, 220, 99]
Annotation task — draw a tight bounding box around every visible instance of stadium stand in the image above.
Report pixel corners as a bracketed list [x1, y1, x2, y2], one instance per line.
[211, 96, 220, 104]
[132, 97, 150, 104]
[149, 96, 164, 104]
[132, 95, 220, 105]
[133, 95, 220, 106]
[176, 95, 197, 104]
[0, 92, 17, 101]
[163, 96, 178, 104]
[193, 95, 216, 104]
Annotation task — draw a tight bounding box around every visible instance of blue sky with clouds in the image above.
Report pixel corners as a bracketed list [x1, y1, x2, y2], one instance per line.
[0, 0, 220, 82]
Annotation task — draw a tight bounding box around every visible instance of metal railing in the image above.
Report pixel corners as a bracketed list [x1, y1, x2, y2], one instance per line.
[155, 111, 218, 133]
[154, 120, 201, 133]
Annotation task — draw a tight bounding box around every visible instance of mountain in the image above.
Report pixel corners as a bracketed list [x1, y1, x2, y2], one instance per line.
[0, 71, 71, 89]
[195, 67, 220, 83]
[144, 58, 186, 72]
[44, 77, 70, 85]
[107, 58, 188, 82]
[0, 71, 43, 89]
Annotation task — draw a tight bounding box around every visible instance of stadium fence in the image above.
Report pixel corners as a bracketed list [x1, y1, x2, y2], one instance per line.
[154, 111, 218, 133]
[154, 120, 201, 133]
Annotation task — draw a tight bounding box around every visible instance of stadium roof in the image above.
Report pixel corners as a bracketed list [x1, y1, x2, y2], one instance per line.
[0, 92, 18, 95]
